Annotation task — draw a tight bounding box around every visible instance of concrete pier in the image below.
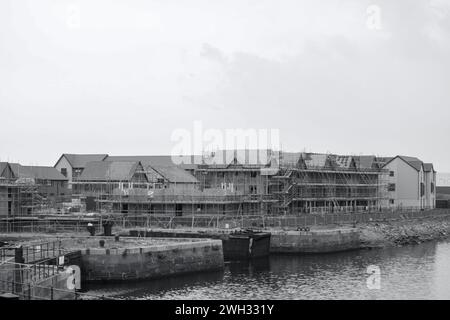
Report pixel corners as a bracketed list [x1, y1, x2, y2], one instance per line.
[60, 237, 224, 282]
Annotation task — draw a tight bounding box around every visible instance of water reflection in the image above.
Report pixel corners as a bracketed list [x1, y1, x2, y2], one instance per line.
[85, 240, 450, 300]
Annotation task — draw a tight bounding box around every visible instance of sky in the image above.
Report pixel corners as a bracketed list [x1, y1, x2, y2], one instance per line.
[0, 0, 449, 171]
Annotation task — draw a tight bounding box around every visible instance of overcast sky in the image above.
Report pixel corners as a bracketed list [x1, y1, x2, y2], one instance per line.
[0, 0, 449, 171]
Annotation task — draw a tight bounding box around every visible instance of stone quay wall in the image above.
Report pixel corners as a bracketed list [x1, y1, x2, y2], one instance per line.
[270, 228, 360, 253]
[76, 238, 224, 282]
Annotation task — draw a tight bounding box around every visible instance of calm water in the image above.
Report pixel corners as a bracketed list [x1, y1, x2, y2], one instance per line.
[85, 240, 450, 300]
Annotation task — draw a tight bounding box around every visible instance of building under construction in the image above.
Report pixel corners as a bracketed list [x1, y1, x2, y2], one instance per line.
[0, 179, 40, 217]
[269, 153, 389, 214]
[67, 151, 389, 216]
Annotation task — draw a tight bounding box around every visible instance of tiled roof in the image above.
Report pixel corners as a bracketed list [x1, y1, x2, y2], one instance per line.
[60, 154, 108, 168]
[201, 149, 275, 166]
[423, 163, 434, 172]
[105, 156, 199, 183]
[333, 155, 355, 169]
[22, 166, 68, 181]
[384, 156, 433, 171]
[105, 155, 200, 170]
[302, 153, 333, 168]
[0, 162, 8, 176]
[149, 165, 198, 184]
[79, 161, 144, 181]
[8, 163, 34, 179]
[353, 156, 376, 169]
[4, 163, 66, 181]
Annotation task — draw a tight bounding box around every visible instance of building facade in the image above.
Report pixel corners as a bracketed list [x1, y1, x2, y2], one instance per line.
[381, 156, 436, 210]
[54, 154, 108, 189]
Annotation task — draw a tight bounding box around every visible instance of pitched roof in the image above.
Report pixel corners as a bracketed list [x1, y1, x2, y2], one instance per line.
[332, 155, 356, 169]
[4, 163, 66, 181]
[8, 163, 34, 179]
[382, 155, 426, 172]
[406, 160, 423, 171]
[0, 162, 8, 176]
[22, 166, 68, 181]
[353, 156, 380, 169]
[149, 165, 198, 184]
[58, 154, 108, 168]
[302, 153, 334, 168]
[377, 157, 393, 165]
[79, 161, 144, 181]
[280, 152, 302, 165]
[201, 149, 275, 166]
[105, 155, 199, 170]
[105, 156, 199, 183]
[423, 163, 435, 172]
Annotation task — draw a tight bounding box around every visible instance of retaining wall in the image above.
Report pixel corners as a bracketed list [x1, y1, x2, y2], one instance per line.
[270, 228, 360, 253]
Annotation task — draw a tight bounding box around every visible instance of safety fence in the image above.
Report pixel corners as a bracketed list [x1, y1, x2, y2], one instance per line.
[107, 208, 450, 230]
[0, 218, 101, 234]
[1, 209, 450, 233]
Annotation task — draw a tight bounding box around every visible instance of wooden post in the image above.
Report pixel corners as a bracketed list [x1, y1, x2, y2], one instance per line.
[50, 286, 54, 300]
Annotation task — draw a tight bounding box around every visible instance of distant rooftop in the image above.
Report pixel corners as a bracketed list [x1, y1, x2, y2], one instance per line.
[58, 154, 108, 168]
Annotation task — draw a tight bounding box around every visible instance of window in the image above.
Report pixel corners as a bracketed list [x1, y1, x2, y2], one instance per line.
[421, 183, 425, 197]
[388, 183, 396, 191]
[61, 168, 67, 177]
[389, 171, 395, 177]
[431, 183, 435, 194]
[390, 199, 395, 205]
[250, 171, 257, 178]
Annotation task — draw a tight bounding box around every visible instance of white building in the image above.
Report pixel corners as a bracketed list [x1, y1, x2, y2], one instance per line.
[382, 156, 436, 210]
[424, 163, 436, 209]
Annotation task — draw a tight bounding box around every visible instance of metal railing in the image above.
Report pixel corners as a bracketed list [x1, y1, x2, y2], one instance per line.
[0, 277, 115, 300]
[1, 208, 450, 233]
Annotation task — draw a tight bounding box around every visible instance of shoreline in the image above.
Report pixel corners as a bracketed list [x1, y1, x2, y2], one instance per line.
[357, 214, 450, 248]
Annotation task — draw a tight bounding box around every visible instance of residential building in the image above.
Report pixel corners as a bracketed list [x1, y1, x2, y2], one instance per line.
[0, 162, 68, 204]
[54, 154, 108, 189]
[381, 156, 436, 210]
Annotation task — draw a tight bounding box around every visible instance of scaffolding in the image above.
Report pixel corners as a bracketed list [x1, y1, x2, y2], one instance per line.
[66, 153, 389, 217]
[0, 180, 41, 217]
[270, 160, 389, 215]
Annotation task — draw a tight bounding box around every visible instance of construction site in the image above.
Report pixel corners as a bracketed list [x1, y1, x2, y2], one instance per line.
[0, 179, 40, 217]
[60, 151, 390, 217]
